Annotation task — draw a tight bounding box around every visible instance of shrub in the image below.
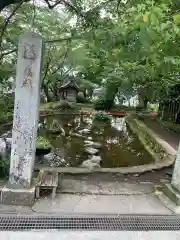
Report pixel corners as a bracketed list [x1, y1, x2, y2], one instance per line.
[0, 94, 14, 124]
[93, 111, 112, 122]
[94, 98, 114, 111]
[94, 98, 106, 110]
[51, 101, 74, 110]
[0, 155, 10, 179]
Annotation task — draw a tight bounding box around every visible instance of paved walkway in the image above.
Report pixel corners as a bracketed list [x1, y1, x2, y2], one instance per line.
[0, 181, 173, 215]
[142, 118, 180, 151]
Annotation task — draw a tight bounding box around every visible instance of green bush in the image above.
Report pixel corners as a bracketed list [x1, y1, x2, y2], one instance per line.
[51, 101, 74, 110]
[93, 111, 112, 122]
[94, 98, 105, 110]
[94, 98, 114, 111]
[0, 94, 14, 124]
[0, 155, 10, 179]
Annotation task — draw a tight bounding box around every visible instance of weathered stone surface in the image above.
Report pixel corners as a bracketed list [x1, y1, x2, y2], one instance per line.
[0, 138, 6, 153]
[85, 147, 99, 155]
[79, 129, 90, 134]
[162, 183, 180, 206]
[44, 152, 55, 161]
[1, 186, 35, 206]
[81, 160, 100, 170]
[9, 32, 43, 189]
[172, 143, 180, 191]
[85, 141, 102, 149]
[84, 140, 94, 145]
[89, 155, 101, 164]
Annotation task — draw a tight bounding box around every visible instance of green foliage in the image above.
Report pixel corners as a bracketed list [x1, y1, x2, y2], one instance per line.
[94, 98, 114, 111]
[0, 155, 10, 179]
[36, 136, 51, 149]
[76, 94, 89, 103]
[0, 0, 180, 111]
[93, 111, 112, 123]
[94, 98, 106, 110]
[0, 94, 13, 124]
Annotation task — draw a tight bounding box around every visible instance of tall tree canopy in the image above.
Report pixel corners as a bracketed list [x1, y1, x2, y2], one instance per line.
[0, 0, 179, 105]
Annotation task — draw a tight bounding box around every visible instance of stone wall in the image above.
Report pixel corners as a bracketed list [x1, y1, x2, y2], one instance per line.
[126, 116, 176, 163]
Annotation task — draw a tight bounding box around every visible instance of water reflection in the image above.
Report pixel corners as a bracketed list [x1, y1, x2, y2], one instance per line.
[39, 114, 153, 168]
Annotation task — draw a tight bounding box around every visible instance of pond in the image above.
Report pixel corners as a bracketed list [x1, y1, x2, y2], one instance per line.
[38, 114, 154, 168]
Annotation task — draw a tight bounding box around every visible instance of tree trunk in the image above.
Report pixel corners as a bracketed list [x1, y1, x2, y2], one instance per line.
[143, 97, 148, 109]
[43, 85, 51, 102]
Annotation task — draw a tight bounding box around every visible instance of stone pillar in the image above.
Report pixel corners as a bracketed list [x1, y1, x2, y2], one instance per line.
[1, 32, 43, 205]
[171, 143, 180, 191]
[161, 143, 180, 206]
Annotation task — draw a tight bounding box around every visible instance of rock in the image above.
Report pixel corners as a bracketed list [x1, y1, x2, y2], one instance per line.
[92, 142, 102, 149]
[79, 129, 90, 134]
[81, 160, 100, 170]
[89, 155, 101, 164]
[1, 131, 12, 138]
[85, 147, 99, 155]
[70, 133, 85, 138]
[0, 138, 6, 153]
[5, 137, 12, 145]
[44, 152, 55, 161]
[84, 141, 102, 149]
[87, 136, 92, 140]
[84, 140, 94, 145]
[38, 123, 43, 129]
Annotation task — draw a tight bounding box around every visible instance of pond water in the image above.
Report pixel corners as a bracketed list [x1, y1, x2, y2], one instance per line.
[38, 114, 154, 168]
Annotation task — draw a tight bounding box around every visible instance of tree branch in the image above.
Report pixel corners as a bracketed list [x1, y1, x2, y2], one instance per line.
[42, 46, 53, 84]
[0, 48, 17, 59]
[0, 0, 24, 49]
[44, 0, 63, 9]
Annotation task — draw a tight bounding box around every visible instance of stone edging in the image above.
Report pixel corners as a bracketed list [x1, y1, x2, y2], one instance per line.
[126, 116, 176, 156]
[35, 154, 174, 174]
[34, 116, 176, 174]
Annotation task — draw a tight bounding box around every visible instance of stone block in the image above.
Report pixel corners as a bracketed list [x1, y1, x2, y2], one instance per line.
[162, 183, 180, 206]
[85, 147, 99, 155]
[1, 186, 35, 206]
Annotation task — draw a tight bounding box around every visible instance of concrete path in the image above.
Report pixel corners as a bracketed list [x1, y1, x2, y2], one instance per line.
[32, 192, 172, 214]
[2, 231, 180, 240]
[0, 182, 173, 215]
[142, 118, 179, 151]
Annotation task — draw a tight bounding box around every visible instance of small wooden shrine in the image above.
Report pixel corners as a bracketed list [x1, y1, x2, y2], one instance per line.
[59, 79, 80, 102]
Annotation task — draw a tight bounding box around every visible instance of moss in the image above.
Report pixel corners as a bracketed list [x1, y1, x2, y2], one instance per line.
[36, 136, 51, 148]
[157, 120, 180, 134]
[40, 101, 79, 115]
[126, 116, 167, 162]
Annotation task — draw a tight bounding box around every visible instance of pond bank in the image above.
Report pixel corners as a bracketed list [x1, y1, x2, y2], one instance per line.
[126, 115, 176, 171]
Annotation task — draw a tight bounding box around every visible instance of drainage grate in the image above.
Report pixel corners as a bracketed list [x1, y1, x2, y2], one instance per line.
[0, 214, 180, 231]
